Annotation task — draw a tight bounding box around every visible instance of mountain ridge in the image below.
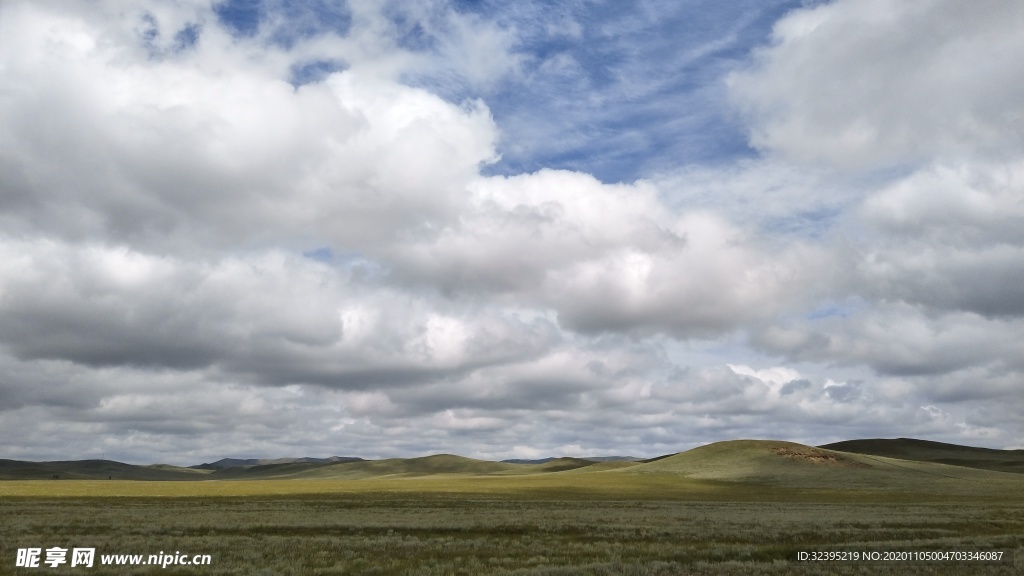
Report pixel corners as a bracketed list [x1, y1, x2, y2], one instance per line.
[191, 456, 364, 470]
[4, 437, 1023, 481]
[502, 456, 640, 464]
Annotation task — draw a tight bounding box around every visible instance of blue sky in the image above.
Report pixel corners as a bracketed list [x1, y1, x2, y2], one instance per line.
[218, 0, 801, 182]
[467, 0, 797, 181]
[1, 0, 1022, 463]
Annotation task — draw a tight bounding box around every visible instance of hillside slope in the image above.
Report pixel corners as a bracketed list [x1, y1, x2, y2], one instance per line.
[820, 438, 1024, 474]
[620, 439, 1024, 495]
[0, 459, 212, 481]
[277, 454, 522, 479]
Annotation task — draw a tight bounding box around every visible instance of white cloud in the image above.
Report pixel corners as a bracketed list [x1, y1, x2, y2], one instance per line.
[722, 0, 1024, 449]
[394, 169, 829, 335]
[2, 0, 1024, 461]
[728, 364, 801, 388]
[0, 239, 569, 386]
[0, 1, 500, 254]
[753, 304, 1023, 376]
[861, 162, 1024, 244]
[729, 0, 1024, 170]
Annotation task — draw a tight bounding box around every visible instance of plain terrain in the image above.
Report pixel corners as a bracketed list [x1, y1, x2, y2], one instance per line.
[2, 440, 1022, 575]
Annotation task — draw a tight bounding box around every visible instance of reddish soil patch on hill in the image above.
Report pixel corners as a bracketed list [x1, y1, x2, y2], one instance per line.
[770, 447, 871, 468]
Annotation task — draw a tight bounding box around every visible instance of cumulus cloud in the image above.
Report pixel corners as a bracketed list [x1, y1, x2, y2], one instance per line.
[0, 239, 571, 389]
[0, 0, 501, 255]
[729, 0, 1024, 170]
[394, 169, 829, 335]
[752, 305, 1023, 376]
[1, 0, 1023, 462]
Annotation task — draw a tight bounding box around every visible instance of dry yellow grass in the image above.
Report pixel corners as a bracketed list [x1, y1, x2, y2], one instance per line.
[0, 471, 718, 499]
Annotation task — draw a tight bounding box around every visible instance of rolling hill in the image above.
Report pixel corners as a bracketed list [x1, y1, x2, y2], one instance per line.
[0, 459, 212, 481]
[192, 456, 364, 470]
[820, 437, 1024, 474]
[619, 439, 1024, 496]
[4, 438, 1024, 498]
[252, 455, 597, 479]
[224, 454, 519, 480]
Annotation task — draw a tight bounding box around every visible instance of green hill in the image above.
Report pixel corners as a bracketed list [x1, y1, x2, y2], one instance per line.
[523, 457, 597, 473]
[820, 438, 1024, 474]
[627, 440, 869, 480]
[621, 439, 1023, 495]
[0, 459, 212, 481]
[5, 438, 1024, 496]
[0, 454, 593, 481]
[206, 460, 343, 479]
[268, 454, 522, 480]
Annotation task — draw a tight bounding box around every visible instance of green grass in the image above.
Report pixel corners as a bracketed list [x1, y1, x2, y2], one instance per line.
[628, 440, 1024, 497]
[4, 440, 1024, 574]
[4, 440, 1024, 501]
[1, 494, 1021, 575]
[6, 438, 1024, 487]
[821, 438, 1024, 475]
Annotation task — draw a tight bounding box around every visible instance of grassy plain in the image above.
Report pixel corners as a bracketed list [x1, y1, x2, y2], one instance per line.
[3, 441, 1023, 575]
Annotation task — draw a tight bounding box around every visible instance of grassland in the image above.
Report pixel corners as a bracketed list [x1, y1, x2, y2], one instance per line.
[3, 440, 1023, 575]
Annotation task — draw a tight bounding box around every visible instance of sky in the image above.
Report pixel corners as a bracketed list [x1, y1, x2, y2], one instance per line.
[0, 0, 1022, 464]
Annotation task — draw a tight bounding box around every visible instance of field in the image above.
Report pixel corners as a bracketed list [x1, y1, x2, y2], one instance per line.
[3, 440, 1023, 575]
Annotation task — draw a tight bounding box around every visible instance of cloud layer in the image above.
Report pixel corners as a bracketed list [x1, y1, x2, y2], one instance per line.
[1, 0, 1022, 463]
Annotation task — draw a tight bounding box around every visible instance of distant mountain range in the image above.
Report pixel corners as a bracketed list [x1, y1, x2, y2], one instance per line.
[2, 438, 1022, 482]
[194, 455, 640, 469]
[501, 456, 641, 464]
[191, 456, 364, 470]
